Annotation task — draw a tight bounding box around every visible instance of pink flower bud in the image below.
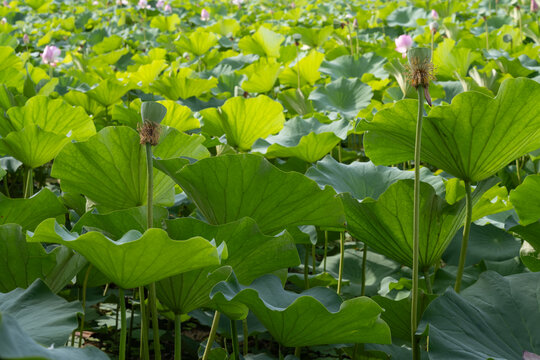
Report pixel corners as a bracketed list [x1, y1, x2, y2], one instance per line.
[41, 45, 61, 65]
[290, 2, 295, 8]
[3, 1, 10, 7]
[201, 8, 210, 21]
[156, 0, 164, 8]
[395, 34, 413, 58]
[524, 351, 540, 360]
[23, 34, 29, 44]
[431, 9, 439, 19]
[532, 0, 539, 12]
[92, 0, 98, 5]
[164, 3, 172, 12]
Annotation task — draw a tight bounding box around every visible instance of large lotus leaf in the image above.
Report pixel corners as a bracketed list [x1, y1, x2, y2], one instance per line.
[165, 217, 300, 284]
[306, 155, 445, 200]
[43, 245, 87, 295]
[86, 78, 134, 107]
[418, 271, 540, 359]
[360, 78, 540, 182]
[200, 95, 284, 151]
[150, 14, 181, 32]
[0, 46, 23, 89]
[239, 58, 281, 93]
[433, 38, 483, 79]
[252, 118, 351, 163]
[209, 19, 241, 37]
[175, 30, 218, 57]
[156, 266, 232, 315]
[342, 178, 498, 269]
[4, 95, 95, 139]
[211, 274, 391, 346]
[29, 219, 220, 289]
[72, 206, 169, 239]
[0, 279, 81, 347]
[510, 174, 540, 225]
[278, 50, 325, 88]
[51, 126, 174, 212]
[126, 59, 168, 89]
[0, 224, 56, 293]
[277, 87, 314, 116]
[238, 26, 284, 58]
[151, 68, 218, 100]
[157, 100, 200, 132]
[386, 6, 427, 27]
[294, 26, 333, 48]
[169, 154, 345, 234]
[319, 54, 388, 80]
[0, 189, 65, 231]
[0, 313, 108, 360]
[155, 127, 210, 161]
[309, 78, 373, 119]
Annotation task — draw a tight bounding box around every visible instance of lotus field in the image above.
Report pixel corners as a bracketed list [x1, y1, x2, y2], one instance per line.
[1, 0, 540, 359]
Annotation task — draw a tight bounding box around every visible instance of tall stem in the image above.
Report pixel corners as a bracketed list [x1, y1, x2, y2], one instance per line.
[304, 245, 309, 289]
[78, 264, 92, 348]
[323, 231, 328, 272]
[230, 320, 240, 360]
[149, 283, 161, 360]
[202, 311, 221, 360]
[361, 244, 368, 296]
[311, 244, 316, 274]
[119, 288, 127, 360]
[242, 319, 248, 355]
[175, 313, 182, 360]
[411, 85, 424, 360]
[424, 268, 432, 295]
[139, 286, 150, 360]
[337, 232, 345, 295]
[23, 166, 33, 198]
[454, 180, 472, 293]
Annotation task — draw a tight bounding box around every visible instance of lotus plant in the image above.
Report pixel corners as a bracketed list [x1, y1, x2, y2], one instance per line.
[201, 8, 210, 21]
[395, 34, 413, 58]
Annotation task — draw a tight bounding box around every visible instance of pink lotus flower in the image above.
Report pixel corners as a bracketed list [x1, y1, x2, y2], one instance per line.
[524, 351, 540, 360]
[156, 0, 164, 8]
[116, 0, 128, 5]
[232, 0, 243, 5]
[164, 3, 172, 12]
[201, 8, 210, 21]
[41, 45, 61, 66]
[22, 34, 29, 44]
[3, 1, 10, 7]
[532, 0, 539, 12]
[395, 34, 413, 58]
[431, 9, 439, 19]
[138, 0, 151, 9]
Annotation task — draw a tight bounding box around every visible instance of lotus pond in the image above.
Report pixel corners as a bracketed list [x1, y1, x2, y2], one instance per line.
[1, 0, 540, 359]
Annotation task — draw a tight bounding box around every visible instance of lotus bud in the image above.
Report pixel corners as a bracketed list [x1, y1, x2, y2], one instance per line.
[23, 34, 29, 44]
[3, 1, 9, 7]
[523, 351, 540, 360]
[290, 2, 295, 8]
[429, 21, 438, 33]
[406, 47, 435, 106]
[395, 34, 413, 58]
[353, 18, 358, 29]
[41, 45, 61, 65]
[532, 0, 539, 12]
[164, 3, 172, 12]
[156, 0, 164, 9]
[431, 9, 439, 19]
[201, 8, 210, 21]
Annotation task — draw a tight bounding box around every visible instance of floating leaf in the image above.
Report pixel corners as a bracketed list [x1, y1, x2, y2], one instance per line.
[309, 78, 373, 119]
[238, 26, 284, 58]
[151, 68, 218, 100]
[239, 58, 281, 93]
[175, 30, 218, 57]
[86, 78, 134, 107]
[319, 54, 388, 80]
[278, 50, 325, 88]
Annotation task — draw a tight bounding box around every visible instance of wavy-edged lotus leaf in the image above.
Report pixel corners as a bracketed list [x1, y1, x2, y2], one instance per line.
[309, 78, 373, 119]
[169, 154, 345, 233]
[0, 279, 81, 347]
[86, 78, 135, 107]
[0, 312, 108, 360]
[0, 189, 65, 231]
[151, 68, 218, 100]
[175, 30, 218, 57]
[319, 53, 388, 80]
[127, 59, 168, 89]
[510, 222, 540, 272]
[73, 205, 169, 239]
[51, 126, 175, 212]
[418, 271, 540, 359]
[239, 58, 281, 93]
[157, 100, 200, 132]
[342, 178, 498, 269]
[0, 46, 23, 89]
[252, 118, 351, 163]
[201, 95, 285, 151]
[294, 26, 333, 48]
[156, 266, 233, 315]
[210, 274, 391, 347]
[150, 14, 181, 32]
[278, 50, 325, 88]
[433, 38, 483, 80]
[155, 127, 210, 161]
[209, 18, 241, 37]
[28, 219, 220, 289]
[277, 87, 314, 116]
[386, 6, 427, 27]
[306, 155, 445, 200]
[238, 26, 284, 58]
[165, 217, 300, 284]
[510, 174, 540, 226]
[361, 78, 540, 182]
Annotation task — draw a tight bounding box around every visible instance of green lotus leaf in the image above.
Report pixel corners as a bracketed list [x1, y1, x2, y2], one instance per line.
[126, 59, 168, 89]
[157, 100, 200, 132]
[91, 48, 129, 67]
[0, 312, 108, 360]
[306, 155, 445, 200]
[211, 274, 391, 346]
[155, 127, 210, 160]
[92, 35, 123, 55]
[342, 178, 498, 269]
[168, 154, 345, 234]
[86, 78, 135, 107]
[294, 26, 333, 48]
[277, 87, 314, 116]
[151, 68, 218, 100]
[200, 95, 285, 151]
[0, 167, 5, 180]
[141, 101, 167, 124]
[28, 218, 220, 289]
[165, 217, 300, 284]
[0, 46, 23, 90]
[520, 240, 540, 272]
[0, 279, 81, 347]
[239, 58, 281, 93]
[0, 189, 65, 231]
[360, 78, 540, 182]
[238, 26, 284, 58]
[63, 90, 105, 118]
[51, 126, 175, 212]
[418, 271, 540, 359]
[278, 50, 325, 88]
[252, 118, 351, 163]
[386, 6, 427, 27]
[209, 19, 241, 37]
[150, 14, 181, 32]
[433, 38, 483, 80]
[309, 78, 373, 119]
[510, 174, 540, 225]
[175, 30, 218, 57]
[319, 54, 388, 80]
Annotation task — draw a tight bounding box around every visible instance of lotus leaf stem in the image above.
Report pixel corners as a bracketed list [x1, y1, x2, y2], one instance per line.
[323, 231, 328, 272]
[23, 166, 33, 198]
[202, 311, 221, 360]
[304, 244, 310, 289]
[175, 313, 182, 360]
[337, 231, 345, 295]
[139, 286, 150, 360]
[78, 264, 92, 348]
[361, 244, 367, 296]
[454, 180, 472, 293]
[119, 287, 127, 360]
[242, 319, 248, 355]
[424, 268, 432, 295]
[231, 320, 240, 360]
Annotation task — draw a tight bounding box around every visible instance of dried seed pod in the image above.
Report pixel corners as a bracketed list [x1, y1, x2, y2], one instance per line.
[406, 47, 435, 105]
[137, 121, 161, 146]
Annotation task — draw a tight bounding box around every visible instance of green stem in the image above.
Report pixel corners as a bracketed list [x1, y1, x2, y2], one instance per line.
[424, 268, 432, 295]
[454, 180, 472, 293]
[294, 346, 301, 358]
[337, 232, 345, 295]
[139, 286, 150, 360]
[230, 320, 240, 360]
[242, 319, 248, 355]
[516, 158, 522, 184]
[175, 313, 182, 360]
[23, 166, 33, 198]
[311, 244, 316, 274]
[485, 19, 489, 50]
[202, 311, 221, 360]
[119, 288, 127, 360]
[304, 245, 309, 289]
[411, 85, 424, 360]
[323, 231, 328, 272]
[361, 244, 368, 296]
[149, 283, 161, 360]
[78, 264, 92, 348]
[3, 175, 10, 197]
